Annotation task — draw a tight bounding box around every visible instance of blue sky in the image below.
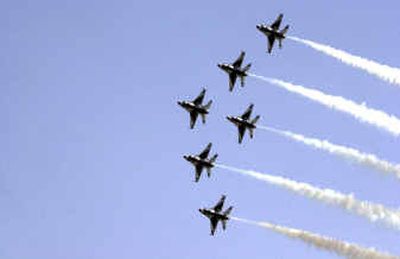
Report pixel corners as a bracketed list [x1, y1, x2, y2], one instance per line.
[1, 0, 400, 258]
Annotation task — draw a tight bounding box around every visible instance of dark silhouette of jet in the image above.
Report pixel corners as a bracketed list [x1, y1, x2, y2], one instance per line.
[184, 143, 218, 182]
[218, 51, 251, 92]
[256, 13, 289, 53]
[178, 88, 212, 129]
[199, 195, 233, 236]
[227, 104, 260, 144]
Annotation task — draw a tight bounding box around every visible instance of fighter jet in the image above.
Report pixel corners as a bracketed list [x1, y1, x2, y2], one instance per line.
[178, 88, 212, 129]
[218, 51, 252, 92]
[256, 13, 289, 53]
[227, 104, 260, 144]
[199, 195, 233, 236]
[183, 143, 218, 182]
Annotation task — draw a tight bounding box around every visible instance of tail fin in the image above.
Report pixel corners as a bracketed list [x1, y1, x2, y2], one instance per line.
[222, 206, 233, 230]
[279, 25, 289, 49]
[223, 206, 233, 216]
[280, 25, 289, 35]
[203, 100, 212, 110]
[240, 64, 251, 87]
[251, 115, 260, 125]
[207, 154, 218, 177]
[210, 154, 218, 163]
[208, 154, 218, 177]
[243, 63, 251, 72]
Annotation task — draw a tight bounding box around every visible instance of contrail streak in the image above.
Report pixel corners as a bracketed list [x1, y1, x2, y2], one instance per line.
[288, 36, 400, 87]
[216, 164, 400, 230]
[231, 216, 398, 259]
[258, 125, 400, 178]
[250, 74, 400, 136]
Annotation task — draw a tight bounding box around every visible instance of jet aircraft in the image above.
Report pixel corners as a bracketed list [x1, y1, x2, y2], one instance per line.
[218, 51, 252, 92]
[227, 104, 260, 144]
[178, 88, 212, 129]
[183, 143, 218, 182]
[256, 13, 289, 53]
[199, 195, 233, 236]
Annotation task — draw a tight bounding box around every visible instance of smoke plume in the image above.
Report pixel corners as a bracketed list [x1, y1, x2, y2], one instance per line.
[289, 36, 400, 87]
[216, 164, 400, 230]
[250, 74, 400, 136]
[231, 216, 398, 259]
[258, 125, 400, 178]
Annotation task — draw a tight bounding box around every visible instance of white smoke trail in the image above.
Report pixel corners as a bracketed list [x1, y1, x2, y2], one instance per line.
[288, 36, 400, 87]
[216, 164, 400, 230]
[250, 74, 400, 136]
[231, 216, 398, 259]
[258, 125, 400, 178]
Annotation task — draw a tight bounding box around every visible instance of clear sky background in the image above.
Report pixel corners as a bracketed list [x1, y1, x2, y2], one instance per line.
[1, 1, 400, 258]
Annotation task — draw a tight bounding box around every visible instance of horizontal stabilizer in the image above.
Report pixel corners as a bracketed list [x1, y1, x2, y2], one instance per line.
[206, 167, 211, 177]
[201, 114, 206, 124]
[240, 76, 245, 87]
[222, 219, 227, 230]
[249, 128, 254, 139]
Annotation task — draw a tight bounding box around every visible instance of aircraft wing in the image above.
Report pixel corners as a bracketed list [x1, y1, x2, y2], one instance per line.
[198, 143, 212, 159]
[241, 104, 254, 120]
[229, 73, 237, 91]
[267, 35, 276, 53]
[212, 195, 226, 212]
[195, 165, 203, 182]
[238, 125, 246, 144]
[193, 88, 206, 105]
[232, 51, 245, 68]
[210, 217, 219, 236]
[190, 111, 199, 129]
[271, 13, 283, 30]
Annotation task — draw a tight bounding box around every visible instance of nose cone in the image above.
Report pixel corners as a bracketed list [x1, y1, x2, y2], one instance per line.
[183, 155, 189, 161]
[256, 24, 262, 30]
[217, 63, 223, 69]
[177, 101, 183, 107]
[226, 116, 233, 122]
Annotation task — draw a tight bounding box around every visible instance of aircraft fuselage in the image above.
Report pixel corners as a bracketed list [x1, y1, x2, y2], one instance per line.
[183, 155, 214, 168]
[226, 116, 256, 129]
[256, 25, 285, 39]
[177, 101, 209, 114]
[217, 64, 247, 77]
[198, 208, 229, 221]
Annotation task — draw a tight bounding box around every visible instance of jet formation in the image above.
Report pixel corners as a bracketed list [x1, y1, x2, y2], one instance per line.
[199, 195, 233, 235]
[178, 13, 288, 237]
[178, 88, 212, 129]
[218, 51, 251, 92]
[257, 13, 289, 53]
[184, 143, 218, 182]
[227, 104, 260, 144]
